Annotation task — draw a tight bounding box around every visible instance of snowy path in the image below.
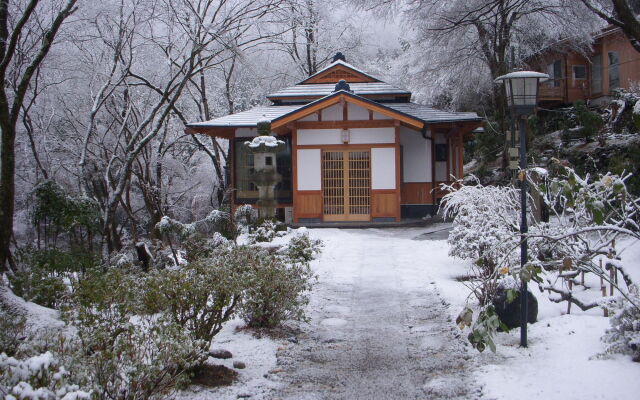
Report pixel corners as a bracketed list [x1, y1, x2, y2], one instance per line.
[272, 227, 479, 400]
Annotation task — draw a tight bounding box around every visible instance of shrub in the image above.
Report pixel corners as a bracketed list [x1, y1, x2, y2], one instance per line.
[234, 204, 258, 230]
[283, 229, 323, 264]
[9, 248, 99, 309]
[149, 246, 250, 346]
[601, 285, 640, 362]
[0, 307, 26, 357]
[0, 351, 91, 400]
[66, 268, 206, 398]
[574, 101, 603, 143]
[248, 219, 281, 243]
[240, 234, 320, 329]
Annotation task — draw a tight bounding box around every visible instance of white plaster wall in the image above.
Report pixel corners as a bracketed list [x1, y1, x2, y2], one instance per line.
[297, 129, 342, 145]
[235, 128, 256, 137]
[321, 103, 343, 121]
[435, 133, 448, 182]
[400, 126, 431, 182]
[347, 102, 369, 120]
[371, 147, 396, 190]
[350, 127, 395, 144]
[372, 111, 391, 120]
[299, 113, 318, 122]
[297, 149, 322, 190]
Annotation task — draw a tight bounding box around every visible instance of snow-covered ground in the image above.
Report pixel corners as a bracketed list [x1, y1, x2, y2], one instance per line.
[186, 226, 640, 399]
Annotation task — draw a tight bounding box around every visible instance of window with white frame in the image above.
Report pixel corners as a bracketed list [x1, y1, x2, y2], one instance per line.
[573, 65, 587, 80]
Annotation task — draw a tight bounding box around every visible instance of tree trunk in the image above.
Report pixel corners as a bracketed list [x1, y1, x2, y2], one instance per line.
[0, 109, 16, 272]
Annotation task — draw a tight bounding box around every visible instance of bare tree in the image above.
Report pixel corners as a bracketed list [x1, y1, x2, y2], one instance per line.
[0, 0, 78, 272]
[578, 0, 640, 52]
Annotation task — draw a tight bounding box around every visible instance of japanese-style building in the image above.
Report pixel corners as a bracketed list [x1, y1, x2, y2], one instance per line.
[186, 54, 482, 224]
[526, 26, 640, 106]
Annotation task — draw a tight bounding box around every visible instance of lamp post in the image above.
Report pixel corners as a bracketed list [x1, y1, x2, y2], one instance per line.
[494, 71, 549, 347]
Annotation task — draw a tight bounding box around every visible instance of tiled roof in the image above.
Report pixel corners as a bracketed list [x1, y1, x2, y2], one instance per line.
[385, 103, 482, 123]
[267, 82, 411, 99]
[187, 92, 481, 129]
[187, 105, 304, 128]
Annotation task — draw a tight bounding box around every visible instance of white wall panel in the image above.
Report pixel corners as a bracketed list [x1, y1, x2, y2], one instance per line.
[347, 102, 369, 120]
[297, 129, 342, 145]
[400, 126, 430, 182]
[350, 127, 395, 144]
[297, 149, 322, 190]
[299, 113, 318, 121]
[372, 111, 391, 120]
[321, 103, 343, 121]
[371, 147, 396, 190]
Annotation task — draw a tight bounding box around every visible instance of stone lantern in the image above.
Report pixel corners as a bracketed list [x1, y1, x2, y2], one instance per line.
[244, 117, 286, 219]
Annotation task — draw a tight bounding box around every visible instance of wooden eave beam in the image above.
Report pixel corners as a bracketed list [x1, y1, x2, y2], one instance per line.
[185, 126, 234, 139]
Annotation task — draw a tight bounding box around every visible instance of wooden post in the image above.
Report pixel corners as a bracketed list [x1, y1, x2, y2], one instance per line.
[567, 280, 573, 314]
[609, 267, 615, 296]
[581, 271, 585, 286]
[600, 259, 608, 317]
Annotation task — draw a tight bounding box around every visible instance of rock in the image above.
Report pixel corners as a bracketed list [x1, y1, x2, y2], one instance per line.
[237, 394, 252, 398]
[492, 288, 538, 330]
[233, 361, 246, 369]
[209, 349, 233, 359]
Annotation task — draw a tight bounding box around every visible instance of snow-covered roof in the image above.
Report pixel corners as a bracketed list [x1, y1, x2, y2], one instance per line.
[187, 93, 481, 129]
[187, 105, 304, 128]
[298, 59, 381, 84]
[385, 102, 482, 124]
[268, 82, 411, 100]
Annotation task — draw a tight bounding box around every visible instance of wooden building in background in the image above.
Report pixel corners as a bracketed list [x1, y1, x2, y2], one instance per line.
[526, 26, 640, 106]
[186, 54, 482, 224]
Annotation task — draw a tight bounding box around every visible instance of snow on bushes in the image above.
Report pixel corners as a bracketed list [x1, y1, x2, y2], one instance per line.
[0, 351, 91, 400]
[443, 161, 640, 356]
[600, 285, 640, 362]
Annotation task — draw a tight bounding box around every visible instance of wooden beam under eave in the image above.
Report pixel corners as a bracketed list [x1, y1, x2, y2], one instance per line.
[185, 126, 234, 139]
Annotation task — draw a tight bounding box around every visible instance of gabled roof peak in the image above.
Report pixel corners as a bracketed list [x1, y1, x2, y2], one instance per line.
[298, 58, 381, 85]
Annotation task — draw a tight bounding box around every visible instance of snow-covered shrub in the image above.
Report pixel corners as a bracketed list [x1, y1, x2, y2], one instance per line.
[182, 232, 229, 262]
[283, 229, 323, 264]
[574, 101, 603, 142]
[240, 243, 317, 329]
[600, 285, 640, 362]
[0, 308, 26, 357]
[29, 180, 100, 252]
[457, 305, 506, 353]
[148, 246, 250, 346]
[441, 179, 521, 305]
[66, 269, 206, 398]
[234, 204, 258, 230]
[9, 248, 98, 309]
[248, 219, 281, 243]
[0, 351, 91, 400]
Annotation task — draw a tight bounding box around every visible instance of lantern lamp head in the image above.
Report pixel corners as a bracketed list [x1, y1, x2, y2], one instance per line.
[494, 70, 549, 115]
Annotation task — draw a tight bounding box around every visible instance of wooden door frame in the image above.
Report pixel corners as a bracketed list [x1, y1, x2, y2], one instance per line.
[321, 147, 372, 222]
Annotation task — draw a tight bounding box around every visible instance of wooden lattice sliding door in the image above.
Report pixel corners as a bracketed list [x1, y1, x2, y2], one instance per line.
[322, 150, 371, 221]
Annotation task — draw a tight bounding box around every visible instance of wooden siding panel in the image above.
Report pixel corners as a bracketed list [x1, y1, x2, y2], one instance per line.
[371, 191, 398, 218]
[296, 191, 323, 218]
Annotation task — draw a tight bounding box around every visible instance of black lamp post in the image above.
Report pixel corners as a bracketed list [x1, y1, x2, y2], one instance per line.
[494, 70, 549, 347]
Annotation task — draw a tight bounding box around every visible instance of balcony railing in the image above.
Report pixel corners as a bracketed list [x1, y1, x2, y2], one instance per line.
[538, 78, 566, 102]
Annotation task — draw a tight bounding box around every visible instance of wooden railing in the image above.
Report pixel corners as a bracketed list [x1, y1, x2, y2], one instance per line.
[538, 78, 566, 102]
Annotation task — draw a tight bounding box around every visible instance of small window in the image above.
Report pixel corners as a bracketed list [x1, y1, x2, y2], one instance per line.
[573, 65, 587, 80]
[609, 51, 620, 90]
[265, 156, 273, 166]
[591, 54, 602, 93]
[435, 144, 448, 162]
